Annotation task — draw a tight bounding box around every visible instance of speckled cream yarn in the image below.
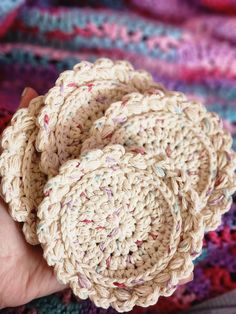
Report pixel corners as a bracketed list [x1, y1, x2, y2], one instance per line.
[36, 58, 161, 177]
[81, 92, 236, 230]
[0, 58, 160, 245]
[0, 96, 46, 245]
[37, 144, 204, 312]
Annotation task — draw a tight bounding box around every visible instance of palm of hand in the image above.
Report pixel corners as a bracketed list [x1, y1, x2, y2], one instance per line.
[0, 87, 193, 309]
[0, 198, 63, 308]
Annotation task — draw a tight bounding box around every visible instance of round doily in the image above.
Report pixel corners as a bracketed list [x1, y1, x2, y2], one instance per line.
[36, 58, 162, 177]
[81, 92, 236, 230]
[0, 96, 46, 244]
[37, 145, 204, 312]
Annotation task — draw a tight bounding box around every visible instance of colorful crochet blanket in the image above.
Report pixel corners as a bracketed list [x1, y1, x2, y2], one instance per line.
[1, 1, 236, 313]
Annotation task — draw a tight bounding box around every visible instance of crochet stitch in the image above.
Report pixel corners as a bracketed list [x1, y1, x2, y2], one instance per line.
[0, 58, 161, 245]
[0, 96, 46, 244]
[37, 144, 204, 312]
[1, 1, 236, 313]
[2, 56, 235, 312]
[0, 58, 235, 312]
[36, 58, 161, 176]
[0, 96, 46, 216]
[81, 92, 236, 230]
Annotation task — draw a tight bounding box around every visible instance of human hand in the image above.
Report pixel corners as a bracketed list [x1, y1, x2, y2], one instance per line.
[0, 88, 66, 309]
[0, 87, 194, 309]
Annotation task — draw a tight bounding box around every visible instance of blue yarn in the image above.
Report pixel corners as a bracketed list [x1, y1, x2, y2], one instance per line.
[77, 15, 87, 28]
[40, 12, 51, 32]
[2, 48, 236, 112]
[210, 104, 236, 121]
[59, 14, 73, 33]
[149, 47, 168, 59]
[115, 38, 124, 49]
[135, 41, 148, 54]
[158, 79, 236, 109]
[194, 249, 208, 265]
[166, 28, 182, 39]
[1, 47, 236, 130]
[57, 57, 80, 72]
[218, 86, 236, 100]
[89, 12, 106, 26]
[87, 0, 125, 9]
[126, 42, 136, 52]
[0, 0, 23, 19]
[19, 8, 184, 41]
[23, 293, 86, 314]
[0, 53, 9, 64]
[103, 37, 112, 48]
[10, 29, 178, 61]
[25, 8, 40, 27]
[46, 14, 58, 31]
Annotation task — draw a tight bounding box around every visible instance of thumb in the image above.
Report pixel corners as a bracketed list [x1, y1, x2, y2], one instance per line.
[19, 87, 38, 109]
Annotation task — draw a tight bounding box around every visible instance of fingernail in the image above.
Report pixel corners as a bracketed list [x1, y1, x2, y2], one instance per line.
[21, 87, 28, 98]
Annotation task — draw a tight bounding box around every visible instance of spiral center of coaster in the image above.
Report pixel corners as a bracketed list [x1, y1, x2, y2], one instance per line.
[62, 167, 181, 283]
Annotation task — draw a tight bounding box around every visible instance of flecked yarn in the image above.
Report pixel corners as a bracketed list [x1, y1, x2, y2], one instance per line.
[37, 144, 204, 312]
[1, 1, 236, 313]
[36, 58, 161, 176]
[0, 57, 235, 312]
[0, 96, 46, 245]
[82, 92, 236, 230]
[0, 58, 161, 245]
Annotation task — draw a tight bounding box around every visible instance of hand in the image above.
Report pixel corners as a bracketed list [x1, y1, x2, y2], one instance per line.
[0, 87, 193, 308]
[0, 88, 66, 309]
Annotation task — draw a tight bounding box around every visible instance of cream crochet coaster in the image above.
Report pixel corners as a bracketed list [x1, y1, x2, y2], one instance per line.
[0, 59, 161, 245]
[37, 145, 204, 312]
[0, 96, 46, 244]
[36, 58, 162, 177]
[0, 57, 235, 311]
[81, 92, 236, 230]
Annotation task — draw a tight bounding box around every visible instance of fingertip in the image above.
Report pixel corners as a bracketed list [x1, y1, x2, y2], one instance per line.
[19, 87, 38, 109]
[179, 272, 194, 285]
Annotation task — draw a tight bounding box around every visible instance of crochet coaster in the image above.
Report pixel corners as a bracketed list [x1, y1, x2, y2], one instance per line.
[0, 96, 46, 244]
[81, 92, 236, 230]
[0, 59, 161, 245]
[36, 58, 162, 177]
[37, 145, 204, 312]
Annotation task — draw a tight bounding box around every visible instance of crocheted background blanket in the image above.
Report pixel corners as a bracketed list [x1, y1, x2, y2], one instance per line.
[1, 1, 236, 313]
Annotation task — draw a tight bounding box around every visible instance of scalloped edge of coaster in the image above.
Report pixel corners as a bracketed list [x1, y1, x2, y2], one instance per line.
[0, 96, 46, 245]
[36, 58, 164, 177]
[37, 144, 204, 312]
[81, 92, 236, 231]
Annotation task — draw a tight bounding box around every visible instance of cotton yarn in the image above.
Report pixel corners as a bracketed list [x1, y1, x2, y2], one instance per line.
[2, 1, 236, 312]
[37, 144, 204, 312]
[0, 96, 46, 244]
[36, 58, 161, 176]
[0, 58, 160, 245]
[81, 92, 236, 230]
[0, 58, 235, 312]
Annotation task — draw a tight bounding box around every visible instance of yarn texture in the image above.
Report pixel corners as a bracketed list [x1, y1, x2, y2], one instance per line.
[0, 96, 46, 244]
[0, 58, 161, 245]
[82, 92, 236, 230]
[37, 144, 204, 312]
[0, 57, 235, 312]
[36, 59, 161, 176]
[1, 1, 236, 313]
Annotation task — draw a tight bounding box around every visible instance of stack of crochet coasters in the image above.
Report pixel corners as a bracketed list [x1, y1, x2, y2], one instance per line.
[0, 58, 235, 312]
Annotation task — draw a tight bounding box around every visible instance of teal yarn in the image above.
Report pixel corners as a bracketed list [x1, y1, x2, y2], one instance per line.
[0, 0, 23, 20]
